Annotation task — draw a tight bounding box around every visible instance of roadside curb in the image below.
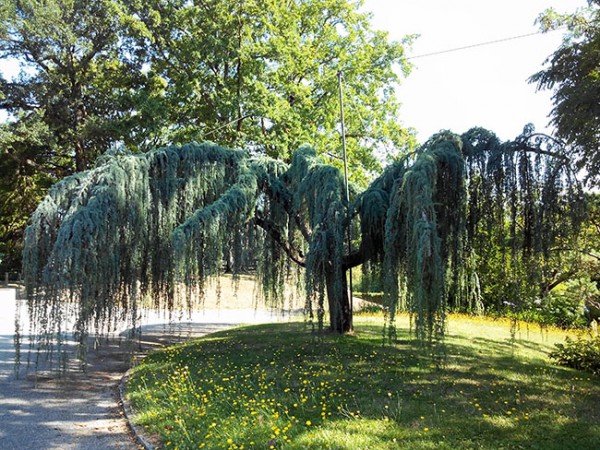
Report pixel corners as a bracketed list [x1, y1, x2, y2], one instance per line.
[119, 371, 156, 450]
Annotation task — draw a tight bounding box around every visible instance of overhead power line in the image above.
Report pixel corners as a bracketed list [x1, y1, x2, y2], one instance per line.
[407, 27, 564, 60]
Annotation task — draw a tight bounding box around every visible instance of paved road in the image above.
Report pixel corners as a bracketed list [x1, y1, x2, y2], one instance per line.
[0, 288, 299, 449]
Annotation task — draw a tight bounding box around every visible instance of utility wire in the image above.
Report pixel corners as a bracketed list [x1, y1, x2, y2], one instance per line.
[407, 27, 564, 60]
[203, 114, 251, 138]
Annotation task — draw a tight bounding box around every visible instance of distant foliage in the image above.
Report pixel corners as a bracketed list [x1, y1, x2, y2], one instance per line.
[543, 278, 597, 328]
[461, 127, 584, 315]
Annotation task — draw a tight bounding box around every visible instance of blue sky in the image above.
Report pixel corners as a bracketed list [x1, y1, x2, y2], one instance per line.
[363, 0, 587, 142]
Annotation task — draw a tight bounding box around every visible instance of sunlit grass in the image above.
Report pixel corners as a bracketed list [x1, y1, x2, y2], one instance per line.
[126, 314, 600, 449]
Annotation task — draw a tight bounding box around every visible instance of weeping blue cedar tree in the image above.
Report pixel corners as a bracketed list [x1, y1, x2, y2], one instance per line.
[21, 128, 584, 367]
[460, 127, 585, 316]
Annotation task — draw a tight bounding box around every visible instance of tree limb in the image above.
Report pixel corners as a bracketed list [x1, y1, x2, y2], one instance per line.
[342, 249, 364, 270]
[253, 216, 306, 267]
[548, 247, 600, 261]
[3, 148, 68, 175]
[261, 179, 312, 241]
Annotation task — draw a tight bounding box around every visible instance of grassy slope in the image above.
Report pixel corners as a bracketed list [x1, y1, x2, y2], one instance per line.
[126, 315, 600, 449]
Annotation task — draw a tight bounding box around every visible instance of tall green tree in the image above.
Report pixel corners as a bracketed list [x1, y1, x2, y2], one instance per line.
[131, 0, 415, 180]
[530, 0, 600, 184]
[0, 0, 153, 171]
[0, 0, 160, 271]
[1, 0, 415, 272]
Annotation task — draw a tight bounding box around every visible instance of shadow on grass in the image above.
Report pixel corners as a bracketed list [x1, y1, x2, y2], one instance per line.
[127, 321, 600, 450]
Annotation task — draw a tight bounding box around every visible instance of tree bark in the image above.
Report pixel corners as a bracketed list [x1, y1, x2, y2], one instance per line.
[325, 267, 353, 333]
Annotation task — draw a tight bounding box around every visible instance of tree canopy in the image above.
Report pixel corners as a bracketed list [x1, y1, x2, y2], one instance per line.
[22, 127, 584, 367]
[130, 0, 415, 169]
[0, 0, 153, 271]
[0, 0, 415, 273]
[530, 0, 600, 184]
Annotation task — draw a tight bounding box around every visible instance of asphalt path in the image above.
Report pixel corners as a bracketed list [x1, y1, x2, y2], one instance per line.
[0, 287, 299, 449]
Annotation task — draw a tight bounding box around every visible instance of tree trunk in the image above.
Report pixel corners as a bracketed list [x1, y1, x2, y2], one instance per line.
[74, 139, 87, 172]
[325, 267, 353, 333]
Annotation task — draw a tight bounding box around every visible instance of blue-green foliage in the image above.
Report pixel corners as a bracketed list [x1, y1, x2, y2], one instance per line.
[376, 133, 466, 342]
[22, 128, 584, 367]
[23, 143, 254, 364]
[355, 128, 581, 343]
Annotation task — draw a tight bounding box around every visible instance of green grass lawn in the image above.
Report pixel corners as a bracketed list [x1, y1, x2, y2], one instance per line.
[125, 315, 600, 449]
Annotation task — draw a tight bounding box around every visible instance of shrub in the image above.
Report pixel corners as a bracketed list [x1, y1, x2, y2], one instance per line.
[542, 294, 586, 328]
[355, 303, 386, 315]
[549, 335, 600, 376]
[543, 278, 598, 328]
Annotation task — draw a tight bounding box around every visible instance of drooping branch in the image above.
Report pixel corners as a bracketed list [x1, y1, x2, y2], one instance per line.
[461, 126, 585, 312]
[260, 177, 312, 242]
[342, 249, 365, 271]
[22, 143, 261, 368]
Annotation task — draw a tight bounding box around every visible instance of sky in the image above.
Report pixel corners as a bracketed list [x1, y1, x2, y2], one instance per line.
[362, 0, 588, 142]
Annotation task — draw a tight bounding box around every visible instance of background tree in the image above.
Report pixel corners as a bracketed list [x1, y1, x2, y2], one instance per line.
[0, 0, 415, 274]
[130, 0, 415, 177]
[21, 128, 583, 367]
[0, 0, 161, 272]
[460, 127, 585, 324]
[0, 0, 153, 171]
[530, 0, 600, 184]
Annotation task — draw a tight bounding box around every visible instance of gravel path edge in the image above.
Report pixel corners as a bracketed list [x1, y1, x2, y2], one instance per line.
[119, 372, 157, 450]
